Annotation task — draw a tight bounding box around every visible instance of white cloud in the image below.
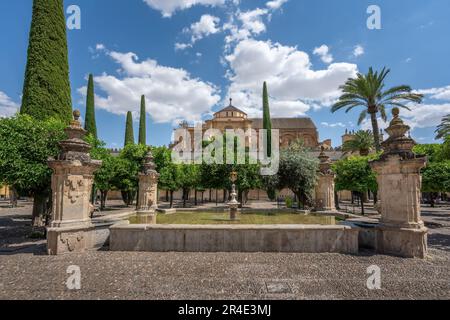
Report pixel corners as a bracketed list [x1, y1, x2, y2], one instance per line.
[321, 122, 346, 128]
[416, 85, 450, 101]
[238, 8, 268, 35]
[175, 42, 192, 51]
[353, 45, 364, 57]
[0, 91, 19, 118]
[80, 50, 221, 124]
[266, 0, 288, 10]
[96, 43, 106, 51]
[223, 2, 288, 48]
[143, 0, 226, 17]
[361, 103, 450, 132]
[187, 14, 221, 43]
[313, 45, 333, 64]
[224, 39, 358, 118]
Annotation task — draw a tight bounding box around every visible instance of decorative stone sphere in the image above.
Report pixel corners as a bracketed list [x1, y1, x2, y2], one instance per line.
[73, 110, 81, 120]
[392, 107, 400, 117]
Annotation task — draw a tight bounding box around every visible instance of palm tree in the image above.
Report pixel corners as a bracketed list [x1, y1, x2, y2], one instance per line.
[342, 130, 375, 156]
[436, 114, 450, 140]
[332, 67, 424, 152]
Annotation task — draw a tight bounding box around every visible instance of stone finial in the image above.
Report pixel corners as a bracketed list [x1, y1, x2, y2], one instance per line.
[141, 150, 158, 176]
[381, 108, 418, 159]
[70, 110, 82, 128]
[56, 109, 92, 162]
[229, 98, 233, 106]
[318, 146, 332, 174]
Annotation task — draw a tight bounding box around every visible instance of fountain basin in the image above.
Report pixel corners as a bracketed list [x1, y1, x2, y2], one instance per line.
[110, 223, 359, 254]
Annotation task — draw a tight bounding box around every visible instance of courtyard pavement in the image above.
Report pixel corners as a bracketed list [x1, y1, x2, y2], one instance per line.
[0, 200, 449, 300]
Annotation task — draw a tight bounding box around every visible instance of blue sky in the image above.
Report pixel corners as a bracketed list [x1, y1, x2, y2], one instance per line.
[1, 0, 450, 148]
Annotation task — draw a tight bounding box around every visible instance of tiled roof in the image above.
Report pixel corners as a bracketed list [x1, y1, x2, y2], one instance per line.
[250, 118, 317, 130]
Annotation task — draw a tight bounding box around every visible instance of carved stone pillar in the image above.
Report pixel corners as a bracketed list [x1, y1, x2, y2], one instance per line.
[47, 110, 102, 255]
[370, 108, 428, 258]
[137, 151, 160, 215]
[315, 148, 336, 212]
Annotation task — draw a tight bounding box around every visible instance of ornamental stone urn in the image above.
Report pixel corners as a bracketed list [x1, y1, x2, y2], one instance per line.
[370, 108, 428, 258]
[47, 110, 102, 255]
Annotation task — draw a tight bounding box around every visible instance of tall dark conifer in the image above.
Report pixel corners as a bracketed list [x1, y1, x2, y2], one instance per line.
[124, 112, 135, 146]
[263, 82, 273, 157]
[138, 95, 146, 145]
[21, 0, 72, 123]
[84, 74, 97, 138]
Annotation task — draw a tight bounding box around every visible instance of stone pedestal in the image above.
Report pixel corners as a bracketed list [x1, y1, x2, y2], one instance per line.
[315, 148, 336, 212]
[370, 108, 427, 258]
[47, 111, 102, 255]
[137, 151, 159, 216]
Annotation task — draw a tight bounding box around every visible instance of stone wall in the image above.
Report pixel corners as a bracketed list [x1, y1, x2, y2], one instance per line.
[110, 224, 359, 254]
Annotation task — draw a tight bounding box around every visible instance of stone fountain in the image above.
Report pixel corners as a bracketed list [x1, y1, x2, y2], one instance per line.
[228, 171, 240, 221]
[314, 146, 336, 213]
[136, 150, 160, 224]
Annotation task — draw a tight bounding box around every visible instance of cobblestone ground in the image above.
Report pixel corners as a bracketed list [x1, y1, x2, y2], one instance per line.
[0, 201, 449, 300]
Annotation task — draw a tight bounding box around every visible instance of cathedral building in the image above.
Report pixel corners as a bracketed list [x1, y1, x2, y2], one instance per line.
[179, 99, 331, 150]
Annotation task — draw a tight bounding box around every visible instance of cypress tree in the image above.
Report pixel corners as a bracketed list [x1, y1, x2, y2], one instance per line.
[138, 95, 146, 145]
[84, 74, 97, 138]
[262, 81, 273, 157]
[21, 0, 72, 123]
[124, 112, 135, 146]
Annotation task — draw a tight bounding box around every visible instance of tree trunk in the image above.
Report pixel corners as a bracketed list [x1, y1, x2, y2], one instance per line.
[100, 190, 108, 211]
[373, 190, 378, 204]
[170, 191, 174, 208]
[334, 190, 340, 210]
[10, 186, 18, 208]
[430, 193, 436, 208]
[359, 192, 365, 216]
[165, 190, 169, 202]
[183, 189, 187, 208]
[369, 110, 381, 152]
[194, 190, 198, 206]
[32, 192, 49, 227]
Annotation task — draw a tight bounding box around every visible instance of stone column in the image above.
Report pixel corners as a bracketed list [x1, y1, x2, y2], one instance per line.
[314, 147, 336, 212]
[370, 108, 427, 258]
[137, 151, 160, 216]
[47, 110, 102, 255]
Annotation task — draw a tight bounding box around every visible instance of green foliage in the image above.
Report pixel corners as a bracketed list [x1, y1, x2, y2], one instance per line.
[436, 114, 450, 140]
[84, 135, 115, 192]
[332, 67, 423, 151]
[115, 144, 149, 205]
[276, 141, 319, 207]
[124, 111, 135, 146]
[139, 95, 146, 145]
[333, 156, 378, 194]
[20, 0, 72, 123]
[285, 196, 293, 209]
[0, 115, 66, 194]
[413, 140, 450, 162]
[262, 81, 272, 157]
[84, 74, 97, 139]
[342, 130, 375, 156]
[421, 161, 450, 193]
